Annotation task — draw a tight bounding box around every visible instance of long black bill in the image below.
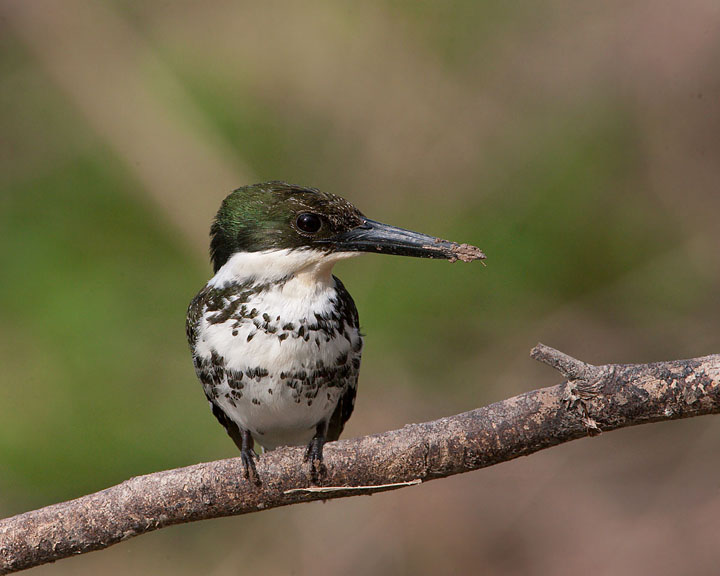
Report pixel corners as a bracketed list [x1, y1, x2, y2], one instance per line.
[323, 219, 485, 263]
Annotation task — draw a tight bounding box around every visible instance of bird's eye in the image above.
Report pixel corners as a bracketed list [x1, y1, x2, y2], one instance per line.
[296, 213, 322, 234]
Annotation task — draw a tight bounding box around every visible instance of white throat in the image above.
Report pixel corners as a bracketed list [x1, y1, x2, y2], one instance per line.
[208, 249, 359, 289]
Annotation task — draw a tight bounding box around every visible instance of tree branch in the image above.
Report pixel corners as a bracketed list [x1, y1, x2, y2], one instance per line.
[2, 345, 720, 574]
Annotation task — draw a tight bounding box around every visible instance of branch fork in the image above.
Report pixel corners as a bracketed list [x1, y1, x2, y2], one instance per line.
[531, 343, 606, 434]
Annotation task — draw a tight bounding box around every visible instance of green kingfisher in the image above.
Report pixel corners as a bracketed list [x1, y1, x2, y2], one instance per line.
[186, 181, 485, 482]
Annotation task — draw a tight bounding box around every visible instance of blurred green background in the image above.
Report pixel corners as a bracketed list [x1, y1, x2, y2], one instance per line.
[1, 1, 719, 574]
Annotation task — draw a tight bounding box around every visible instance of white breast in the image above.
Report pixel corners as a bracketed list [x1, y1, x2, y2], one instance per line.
[193, 249, 362, 449]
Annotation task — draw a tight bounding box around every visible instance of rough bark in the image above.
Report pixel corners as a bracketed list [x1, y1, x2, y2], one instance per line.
[2, 344, 719, 574]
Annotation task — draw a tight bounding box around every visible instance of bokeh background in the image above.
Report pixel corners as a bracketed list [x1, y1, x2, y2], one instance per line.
[2, 1, 720, 574]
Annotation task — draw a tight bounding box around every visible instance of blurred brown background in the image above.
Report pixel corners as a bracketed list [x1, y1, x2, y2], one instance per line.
[1, 1, 719, 574]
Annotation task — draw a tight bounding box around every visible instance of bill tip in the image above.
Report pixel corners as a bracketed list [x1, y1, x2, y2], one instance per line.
[451, 243, 486, 263]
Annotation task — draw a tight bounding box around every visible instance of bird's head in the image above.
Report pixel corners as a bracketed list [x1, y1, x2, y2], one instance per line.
[209, 181, 485, 280]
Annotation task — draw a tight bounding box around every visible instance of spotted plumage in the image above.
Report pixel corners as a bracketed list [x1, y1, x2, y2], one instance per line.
[187, 269, 361, 452]
[186, 181, 485, 482]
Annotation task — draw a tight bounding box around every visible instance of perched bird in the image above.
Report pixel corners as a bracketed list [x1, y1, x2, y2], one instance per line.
[186, 181, 485, 482]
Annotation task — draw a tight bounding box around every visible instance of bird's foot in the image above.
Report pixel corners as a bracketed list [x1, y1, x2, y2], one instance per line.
[241, 447, 261, 486]
[304, 436, 327, 484]
[240, 430, 261, 486]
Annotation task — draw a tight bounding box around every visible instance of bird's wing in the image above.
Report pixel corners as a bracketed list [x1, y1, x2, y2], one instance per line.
[187, 284, 247, 452]
[207, 394, 245, 452]
[326, 376, 358, 442]
[326, 275, 362, 442]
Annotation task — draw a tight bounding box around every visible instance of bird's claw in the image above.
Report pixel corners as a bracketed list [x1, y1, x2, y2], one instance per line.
[241, 447, 261, 486]
[304, 437, 327, 483]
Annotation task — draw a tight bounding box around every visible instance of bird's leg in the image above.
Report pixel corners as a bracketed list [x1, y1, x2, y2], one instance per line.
[240, 428, 260, 485]
[304, 421, 328, 483]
